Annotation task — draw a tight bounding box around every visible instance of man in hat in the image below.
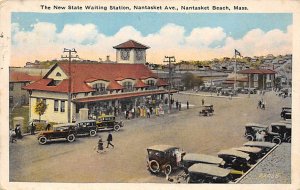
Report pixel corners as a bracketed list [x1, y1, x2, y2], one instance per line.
[106, 132, 114, 148]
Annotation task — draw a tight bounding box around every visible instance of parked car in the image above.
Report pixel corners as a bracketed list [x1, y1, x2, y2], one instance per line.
[280, 107, 291, 120]
[199, 104, 214, 116]
[187, 163, 232, 183]
[37, 123, 77, 145]
[243, 141, 276, 154]
[146, 145, 185, 175]
[75, 120, 97, 137]
[231, 146, 263, 164]
[96, 115, 123, 131]
[182, 153, 225, 168]
[217, 149, 251, 172]
[269, 122, 291, 143]
[244, 123, 283, 144]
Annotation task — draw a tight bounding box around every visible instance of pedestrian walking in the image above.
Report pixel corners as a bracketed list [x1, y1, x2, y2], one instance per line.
[30, 122, 36, 135]
[179, 102, 181, 111]
[187, 101, 189, 109]
[106, 132, 114, 148]
[10, 129, 17, 143]
[96, 136, 104, 153]
[45, 124, 51, 131]
[146, 107, 151, 118]
[176, 100, 179, 109]
[202, 99, 204, 105]
[257, 100, 261, 109]
[15, 124, 22, 139]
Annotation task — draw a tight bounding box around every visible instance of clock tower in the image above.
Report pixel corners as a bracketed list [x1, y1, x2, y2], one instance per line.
[113, 40, 149, 64]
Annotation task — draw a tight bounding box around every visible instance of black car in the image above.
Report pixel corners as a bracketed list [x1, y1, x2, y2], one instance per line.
[96, 115, 123, 131]
[244, 123, 283, 144]
[199, 104, 214, 116]
[280, 107, 291, 120]
[37, 123, 77, 145]
[75, 120, 97, 137]
[217, 149, 251, 172]
[146, 145, 185, 175]
[269, 122, 291, 143]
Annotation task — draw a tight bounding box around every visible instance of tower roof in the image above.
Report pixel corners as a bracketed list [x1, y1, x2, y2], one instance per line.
[113, 40, 149, 49]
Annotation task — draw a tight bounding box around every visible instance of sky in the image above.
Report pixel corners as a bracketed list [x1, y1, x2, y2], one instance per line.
[11, 12, 292, 66]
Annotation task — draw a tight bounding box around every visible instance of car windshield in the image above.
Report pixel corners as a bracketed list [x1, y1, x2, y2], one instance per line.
[148, 150, 164, 158]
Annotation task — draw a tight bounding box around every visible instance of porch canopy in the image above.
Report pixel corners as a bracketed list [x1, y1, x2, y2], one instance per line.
[73, 89, 177, 103]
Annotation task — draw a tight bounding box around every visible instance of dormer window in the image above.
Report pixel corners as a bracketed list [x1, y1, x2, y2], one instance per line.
[56, 72, 62, 77]
[123, 81, 133, 92]
[92, 83, 107, 95]
[147, 80, 155, 86]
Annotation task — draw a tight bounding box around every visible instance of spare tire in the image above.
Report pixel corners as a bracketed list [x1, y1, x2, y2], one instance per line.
[148, 160, 160, 174]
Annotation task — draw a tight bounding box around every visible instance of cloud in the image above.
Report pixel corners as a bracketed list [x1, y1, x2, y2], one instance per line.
[11, 22, 292, 66]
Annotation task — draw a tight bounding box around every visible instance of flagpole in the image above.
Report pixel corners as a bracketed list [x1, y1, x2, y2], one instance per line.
[234, 50, 237, 92]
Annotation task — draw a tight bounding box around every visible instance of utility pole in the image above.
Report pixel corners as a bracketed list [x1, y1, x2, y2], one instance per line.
[164, 56, 176, 113]
[61, 48, 78, 123]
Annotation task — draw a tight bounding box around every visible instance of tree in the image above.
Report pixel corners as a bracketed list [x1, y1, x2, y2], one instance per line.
[181, 72, 203, 90]
[34, 100, 48, 121]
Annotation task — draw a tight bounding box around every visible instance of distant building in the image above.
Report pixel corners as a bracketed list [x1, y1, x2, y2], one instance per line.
[9, 71, 42, 108]
[238, 69, 276, 90]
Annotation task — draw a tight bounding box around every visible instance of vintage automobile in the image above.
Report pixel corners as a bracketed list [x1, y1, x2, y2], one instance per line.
[146, 145, 185, 175]
[187, 163, 232, 183]
[244, 123, 282, 144]
[75, 120, 97, 137]
[199, 104, 214, 116]
[37, 123, 77, 145]
[96, 115, 123, 131]
[231, 146, 263, 164]
[243, 141, 276, 154]
[280, 107, 291, 120]
[269, 122, 291, 143]
[182, 153, 225, 168]
[217, 149, 251, 172]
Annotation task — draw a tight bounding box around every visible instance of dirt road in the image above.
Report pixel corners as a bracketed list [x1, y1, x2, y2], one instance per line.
[9, 91, 291, 183]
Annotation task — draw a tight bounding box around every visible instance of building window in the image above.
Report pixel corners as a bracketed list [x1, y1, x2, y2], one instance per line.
[92, 83, 107, 95]
[9, 83, 14, 91]
[147, 80, 155, 86]
[85, 92, 89, 96]
[123, 81, 133, 92]
[61, 101, 65, 112]
[9, 96, 13, 105]
[54, 100, 59, 112]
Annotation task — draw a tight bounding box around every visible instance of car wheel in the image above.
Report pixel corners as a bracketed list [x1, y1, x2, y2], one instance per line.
[148, 160, 160, 174]
[67, 134, 76, 142]
[272, 137, 282, 144]
[89, 130, 97, 137]
[246, 135, 255, 141]
[114, 125, 120, 132]
[38, 136, 47, 145]
[164, 164, 172, 176]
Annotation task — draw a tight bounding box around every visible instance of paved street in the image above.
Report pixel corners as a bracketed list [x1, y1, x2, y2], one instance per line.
[9, 92, 291, 183]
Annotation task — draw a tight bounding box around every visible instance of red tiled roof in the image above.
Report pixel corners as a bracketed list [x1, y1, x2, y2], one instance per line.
[113, 40, 149, 49]
[140, 76, 157, 79]
[24, 63, 159, 93]
[85, 78, 109, 83]
[134, 79, 148, 88]
[73, 90, 178, 103]
[156, 79, 168, 86]
[107, 80, 124, 90]
[10, 71, 42, 82]
[238, 69, 276, 74]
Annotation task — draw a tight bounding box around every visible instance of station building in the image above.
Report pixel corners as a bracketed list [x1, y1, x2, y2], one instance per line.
[23, 40, 173, 123]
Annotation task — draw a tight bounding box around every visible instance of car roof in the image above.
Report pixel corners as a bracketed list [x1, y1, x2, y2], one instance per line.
[202, 104, 213, 107]
[147, 145, 178, 152]
[188, 163, 231, 177]
[231, 147, 262, 154]
[76, 120, 96, 123]
[53, 123, 77, 128]
[282, 107, 291, 109]
[243, 141, 276, 148]
[245, 123, 268, 128]
[218, 149, 250, 160]
[183, 153, 224, 165]
[271, 122, 291, 127]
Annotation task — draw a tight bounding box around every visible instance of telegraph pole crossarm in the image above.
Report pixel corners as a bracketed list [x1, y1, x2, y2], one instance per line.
[61, 48, 78, 123]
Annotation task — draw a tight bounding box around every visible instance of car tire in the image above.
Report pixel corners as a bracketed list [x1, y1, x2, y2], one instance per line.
[114, 125, 120, 132]
[38, 136, 47, 145]
[89, 130, 97, 137]
[148, 160, 160, 174]
[67, 134, 76, 142]
[164, 164, 172, 176]
[246, 135, 255, 141]
[272, 137, 282, 144]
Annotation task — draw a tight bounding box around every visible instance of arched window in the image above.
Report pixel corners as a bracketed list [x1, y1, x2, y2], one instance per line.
[123, 81, 133, 92]
[92, 83, 107, 95]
